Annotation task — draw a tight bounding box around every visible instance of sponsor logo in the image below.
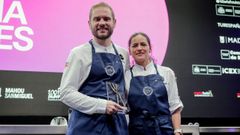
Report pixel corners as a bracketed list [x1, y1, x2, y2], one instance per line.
[216, 4, 240, 17]
[217, 22, 240, 29]
[219, 36, 240, 44]
[192, 64, 240, 75]
[237, 92, 240, 98]
[194, 90, 214, 97]
[221, 49, 240, 60]
[222, 68, 240, 74]
[48, 88, 61, 101]
[192, 64, 222, 75]
[216, 0, 240, 5]
[4, 87, 33, 99]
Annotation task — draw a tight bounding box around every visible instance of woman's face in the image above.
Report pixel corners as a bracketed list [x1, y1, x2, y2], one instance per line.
[129, 34, 151, 66]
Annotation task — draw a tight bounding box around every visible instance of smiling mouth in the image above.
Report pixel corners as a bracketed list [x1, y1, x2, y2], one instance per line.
[99, 29, 107, 32]
[97, 28, 108, 34]
[97, 26, 109, 31]
[136, 52, 144, 56]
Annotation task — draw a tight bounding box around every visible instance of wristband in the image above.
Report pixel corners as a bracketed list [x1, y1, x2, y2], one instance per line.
[174, 128, 183, 134]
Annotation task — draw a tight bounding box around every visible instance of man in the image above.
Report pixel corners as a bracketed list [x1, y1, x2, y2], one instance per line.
[59, 2, 129, 135]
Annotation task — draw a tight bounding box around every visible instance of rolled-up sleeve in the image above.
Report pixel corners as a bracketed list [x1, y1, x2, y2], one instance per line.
[164, 68, 184, 114]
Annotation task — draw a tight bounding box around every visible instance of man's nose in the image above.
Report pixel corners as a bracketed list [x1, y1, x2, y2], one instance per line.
[99, 18, 106, 25]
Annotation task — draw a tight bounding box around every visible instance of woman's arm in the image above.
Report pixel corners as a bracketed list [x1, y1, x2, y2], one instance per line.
[172, 107, 183, 135]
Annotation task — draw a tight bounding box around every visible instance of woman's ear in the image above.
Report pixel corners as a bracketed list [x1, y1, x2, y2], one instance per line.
[128, 48, 132, 55]
[149, 44, 152, 53]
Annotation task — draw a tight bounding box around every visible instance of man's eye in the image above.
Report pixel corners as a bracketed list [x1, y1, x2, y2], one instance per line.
[94, 17, 101, 21]
[103, 17, 111, 21]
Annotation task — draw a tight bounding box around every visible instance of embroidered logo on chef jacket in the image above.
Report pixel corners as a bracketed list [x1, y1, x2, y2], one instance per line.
[105, 65, 115, 76]
[143, 86, 153, 96]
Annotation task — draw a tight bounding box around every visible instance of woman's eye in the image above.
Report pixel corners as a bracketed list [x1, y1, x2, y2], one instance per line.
[131, 44, 138, 48]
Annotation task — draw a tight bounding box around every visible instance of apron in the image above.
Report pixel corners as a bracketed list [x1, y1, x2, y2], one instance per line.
[67, 40, 128, 135]
[128, 64, 174, 135]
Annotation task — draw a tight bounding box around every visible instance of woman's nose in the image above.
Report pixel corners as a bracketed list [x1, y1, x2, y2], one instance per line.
[136, 45, 143, 50]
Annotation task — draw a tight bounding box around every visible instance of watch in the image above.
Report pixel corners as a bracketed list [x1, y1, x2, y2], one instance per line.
[174, 128, 183, 135]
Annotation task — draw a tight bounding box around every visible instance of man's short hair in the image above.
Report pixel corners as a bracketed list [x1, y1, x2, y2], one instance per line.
[89, 2, 115, 20]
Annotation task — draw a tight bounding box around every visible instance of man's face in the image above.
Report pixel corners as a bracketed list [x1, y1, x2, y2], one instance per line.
[89, 7, 116, 40]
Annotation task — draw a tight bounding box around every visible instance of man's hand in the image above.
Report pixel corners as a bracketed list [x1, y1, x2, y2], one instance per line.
[105, 100, 127, 114]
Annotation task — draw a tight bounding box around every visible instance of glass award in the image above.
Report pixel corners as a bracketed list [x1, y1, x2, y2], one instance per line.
[106, 81, 129, 114]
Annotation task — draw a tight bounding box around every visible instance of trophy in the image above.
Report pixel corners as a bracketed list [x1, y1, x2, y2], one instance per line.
[106, 81, 129, 114]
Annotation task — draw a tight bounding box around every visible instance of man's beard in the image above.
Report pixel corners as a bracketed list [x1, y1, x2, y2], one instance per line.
[92, 27, 113, 40]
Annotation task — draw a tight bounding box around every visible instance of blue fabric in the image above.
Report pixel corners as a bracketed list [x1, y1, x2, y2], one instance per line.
[128, 64, 174, 135]
[67, 40, 128, 135]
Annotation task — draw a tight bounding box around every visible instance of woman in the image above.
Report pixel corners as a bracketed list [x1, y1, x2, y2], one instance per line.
[125, 32, 183, 135]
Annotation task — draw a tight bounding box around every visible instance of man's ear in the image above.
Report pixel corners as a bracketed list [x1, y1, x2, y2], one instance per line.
[88, 20, 91, 27]
[113, 19, 116, 28]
